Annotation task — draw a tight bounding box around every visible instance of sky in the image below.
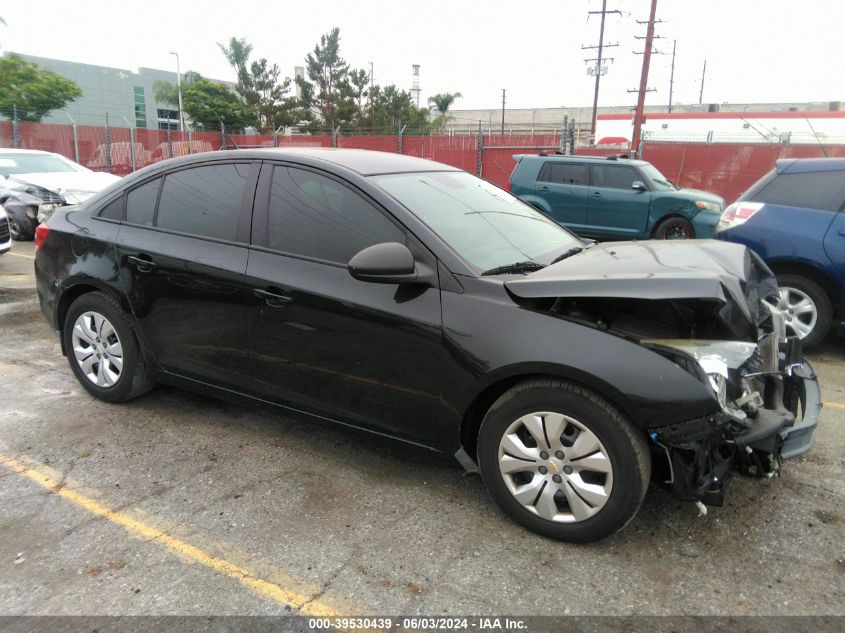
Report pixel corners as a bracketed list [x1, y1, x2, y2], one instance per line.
[1, 0, 842, 114]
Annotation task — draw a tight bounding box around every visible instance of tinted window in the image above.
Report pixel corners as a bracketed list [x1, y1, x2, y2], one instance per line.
[156, 164, 248, 241]
[749, 171, 845, 212]
[98, 197, 123, 220]
[126, 178, 160, 226]
[590, 165, 639, 190]
[267, 166, 404, 263]
[539, 163, 587, 185]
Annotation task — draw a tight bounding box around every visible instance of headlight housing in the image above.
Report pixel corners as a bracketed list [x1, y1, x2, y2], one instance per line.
[643, 339, 758, 411]
[695, 200, 722, 213]
[37, 202, 59, 224]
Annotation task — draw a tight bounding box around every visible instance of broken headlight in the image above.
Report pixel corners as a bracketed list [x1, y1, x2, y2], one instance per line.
[643, 339, 758, 412]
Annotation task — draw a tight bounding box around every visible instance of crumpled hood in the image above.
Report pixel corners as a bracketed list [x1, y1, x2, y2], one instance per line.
[7, 171, 120, 203]
[505, 240, 778, 338]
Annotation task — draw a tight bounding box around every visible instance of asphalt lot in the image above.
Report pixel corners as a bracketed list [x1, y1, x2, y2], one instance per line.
[0, 240, 843, 617]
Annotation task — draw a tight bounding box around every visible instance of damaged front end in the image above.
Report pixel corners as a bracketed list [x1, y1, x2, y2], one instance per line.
[504, 240, 822, 507]
[642, 320, 821, 506]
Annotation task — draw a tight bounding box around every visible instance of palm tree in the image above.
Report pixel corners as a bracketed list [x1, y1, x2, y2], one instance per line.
[428, 92, 462, 132]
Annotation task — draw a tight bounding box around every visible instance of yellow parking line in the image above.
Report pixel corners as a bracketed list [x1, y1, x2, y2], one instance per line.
[6, 252, 34, 260]
[0, 451, 362, 617]
[824, 401, 845, 410]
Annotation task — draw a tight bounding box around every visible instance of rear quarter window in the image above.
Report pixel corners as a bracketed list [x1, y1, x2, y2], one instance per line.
[747, 170, 845, 212]
[538, 162, 588, 185]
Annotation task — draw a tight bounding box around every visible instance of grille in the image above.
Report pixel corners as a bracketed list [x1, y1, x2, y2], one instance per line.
[0, 217, 9, 243]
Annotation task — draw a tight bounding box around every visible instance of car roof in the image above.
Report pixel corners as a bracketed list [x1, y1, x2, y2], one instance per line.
[0, 148, 60, 156]
[234, 147, 461, 175]
[515, 153, 650, 166]
[776, 157, 845, 174]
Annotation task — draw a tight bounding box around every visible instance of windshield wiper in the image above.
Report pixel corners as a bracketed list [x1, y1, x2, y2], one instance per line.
[549, 247, 584, 265]
[481, 261, 546, 276]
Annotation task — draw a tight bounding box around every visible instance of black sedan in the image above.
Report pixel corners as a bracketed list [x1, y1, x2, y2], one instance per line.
[33, 149, 821, 542]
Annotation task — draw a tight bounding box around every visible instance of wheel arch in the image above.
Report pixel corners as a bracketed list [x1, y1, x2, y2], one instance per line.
[459, 364, 642, 461]
[650, 213, 695, 238]
[56, 280, 136, 355]
[765, 259, 840, 303]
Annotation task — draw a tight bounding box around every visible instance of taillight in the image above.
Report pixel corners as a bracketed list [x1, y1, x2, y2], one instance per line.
[34, 223, 50, 250]
[717, 202, 764, 232]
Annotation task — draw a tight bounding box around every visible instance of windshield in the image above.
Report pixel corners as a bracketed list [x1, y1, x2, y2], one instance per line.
[638, 163, 676, 191]
[0, 153, 80, 176]
[371, 171, 581, 272]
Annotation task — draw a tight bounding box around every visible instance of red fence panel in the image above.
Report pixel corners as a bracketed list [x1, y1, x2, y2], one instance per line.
[339, 135, 397, 153]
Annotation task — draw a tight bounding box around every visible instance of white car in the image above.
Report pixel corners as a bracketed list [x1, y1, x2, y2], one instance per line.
[0, 205, 11, 256]
[0, 149, 120, 240]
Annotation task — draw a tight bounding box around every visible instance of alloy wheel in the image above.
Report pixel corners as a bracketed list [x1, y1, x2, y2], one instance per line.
[497, 412, 613, 523]
[71, 311, 124, 387]
[766, 286, 817, 340]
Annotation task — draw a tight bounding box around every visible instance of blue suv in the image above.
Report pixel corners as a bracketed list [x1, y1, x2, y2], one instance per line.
[716, 158, 845, 347]
[509, 154, 725, 240]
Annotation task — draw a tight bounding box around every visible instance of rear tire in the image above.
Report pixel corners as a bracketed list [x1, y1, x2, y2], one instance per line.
[63, 292, 154, 402]
[769, 274, 832, 348]
[9, 218, 34, 241]
[653, 216, 694, 240]
[477, 379, 650, 543]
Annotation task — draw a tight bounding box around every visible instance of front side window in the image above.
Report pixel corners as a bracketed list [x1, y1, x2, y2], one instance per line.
[266, 166, 405, 263]
[371, 171, 581, 272]
[590, 165, 639, 190]
[156, 164, 248, 241]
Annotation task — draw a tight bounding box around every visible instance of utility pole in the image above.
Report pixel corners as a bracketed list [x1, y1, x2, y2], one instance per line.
[169, 51, 185, 133]
[668, 39, 676, 113]
[583, 0, 621, 141]
[699, 59, 707, 104]
[369, 61, 375, 132]
[631, 0, 659, 156]
[501, 89, 506, 135]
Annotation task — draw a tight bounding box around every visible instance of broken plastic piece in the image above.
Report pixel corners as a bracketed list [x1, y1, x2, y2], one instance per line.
[695, 501, 708, 517]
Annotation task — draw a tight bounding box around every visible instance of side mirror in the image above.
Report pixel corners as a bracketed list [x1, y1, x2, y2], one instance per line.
[631, 180, 647, 191]
[348, 242, 421, 284]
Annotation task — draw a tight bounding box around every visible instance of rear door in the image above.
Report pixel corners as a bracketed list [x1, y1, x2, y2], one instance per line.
[115, 160, 257, 389]
[244, 162, 451, 446]
[535, 162, 588, 231]
[586, 163, 651, 237]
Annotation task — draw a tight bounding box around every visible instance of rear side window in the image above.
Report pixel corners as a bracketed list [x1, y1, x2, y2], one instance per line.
[266, 166, 404, 264]
[538, 163, 588, 185]
[98, 197, 123, 221]
[747, 171, 845, 212]
[156, 164, 248, 241]
[125, 178, 160, 226]
[590, 165, 639, 190]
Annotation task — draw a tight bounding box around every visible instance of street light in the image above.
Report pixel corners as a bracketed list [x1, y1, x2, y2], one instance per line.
[169, 51, 185, 133]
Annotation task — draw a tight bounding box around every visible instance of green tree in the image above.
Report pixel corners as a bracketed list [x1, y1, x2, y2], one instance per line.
[427, 91, 462, 132]
[0, 55, 82, 121]
[182, 79, 255, 131]
[297, 27, 356, 130]
[218, 37, 296, 133]
[153, 71, 203, 108]
[347, 68, 370, 129]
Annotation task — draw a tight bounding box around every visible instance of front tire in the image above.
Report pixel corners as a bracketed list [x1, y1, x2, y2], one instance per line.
[63, 292, 154, 402]
[653, 216, 694, 239]
[477, 379, 650, 543]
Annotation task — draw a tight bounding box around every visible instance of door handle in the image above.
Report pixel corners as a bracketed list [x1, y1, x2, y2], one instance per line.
[253, 288, 292, 308]
[539, 185, 550, 191]
[592, 191, 602, 198]
[127, 254, 158, 272]
[838, 230, 845, 236]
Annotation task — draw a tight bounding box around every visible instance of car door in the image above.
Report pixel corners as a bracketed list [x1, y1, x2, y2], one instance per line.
[535, 162, 588, 231]
[585, 163, 651, 237]
[115, 161, 258, 390]
[245, 162, 450, 446]
[823, 210, 845, 290]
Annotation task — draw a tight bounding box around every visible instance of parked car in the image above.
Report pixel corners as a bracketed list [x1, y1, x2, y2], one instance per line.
[509, 154, 725, 240]
[34, 149, 819, 542]
[150, 140, 215, 163]
[0, 149, 120, 240]
[0, 205, 11, 256]
[87, 142, 153, 175]
[716, 158, 845, 347]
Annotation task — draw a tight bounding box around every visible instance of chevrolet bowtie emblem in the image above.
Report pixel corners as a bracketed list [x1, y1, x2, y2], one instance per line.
[549, 461, 559, 474]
